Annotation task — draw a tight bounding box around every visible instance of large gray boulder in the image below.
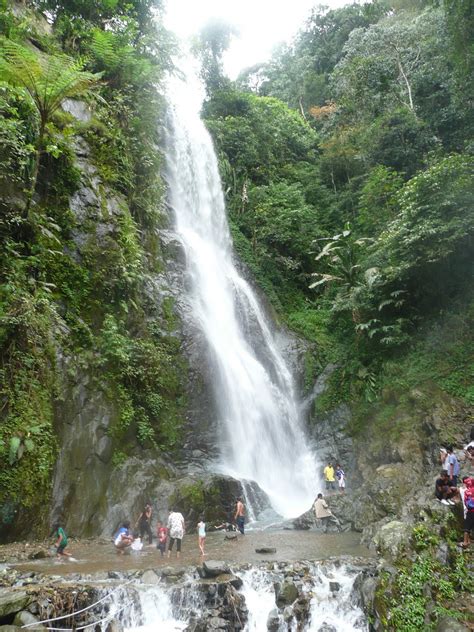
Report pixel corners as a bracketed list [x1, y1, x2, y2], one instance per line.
[0, 592, 30, 619]
[372, 520, 412, 559]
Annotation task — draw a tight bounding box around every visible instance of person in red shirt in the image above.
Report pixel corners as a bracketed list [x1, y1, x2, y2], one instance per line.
[156, 520, 168, 556]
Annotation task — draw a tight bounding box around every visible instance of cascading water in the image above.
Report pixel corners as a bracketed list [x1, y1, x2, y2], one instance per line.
[164, 72, 319, 518]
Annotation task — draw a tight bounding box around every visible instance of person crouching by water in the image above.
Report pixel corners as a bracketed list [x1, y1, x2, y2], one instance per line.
[136, 503, 153, 545]
[234, 497, 245, 534]
[53, 522, 72, 560]
[156, 520, 168, 557]
[114, 521, 134, 554]
[167, 508, 185, 559]
[313, 493, 341, 532]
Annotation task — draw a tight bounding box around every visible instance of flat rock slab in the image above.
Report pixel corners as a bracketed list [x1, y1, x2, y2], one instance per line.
[0, 591, 30, 618]
[203, 561, 231, 577]
[255, 547, 276, 554]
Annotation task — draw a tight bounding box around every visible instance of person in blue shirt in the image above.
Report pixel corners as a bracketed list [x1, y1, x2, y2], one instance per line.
[114, 521, 134, 554]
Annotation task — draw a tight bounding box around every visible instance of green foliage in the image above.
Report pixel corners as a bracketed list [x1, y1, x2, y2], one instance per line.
[0, 0, 177, 537]
[99, 314, 186, 452]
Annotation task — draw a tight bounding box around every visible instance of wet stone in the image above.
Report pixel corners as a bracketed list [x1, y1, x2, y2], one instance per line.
[275, 581, 299, 608]
[255, 547, 276, 554]
[203, 561, 230, 578]
[208, 616, 228, 629]
[329, 581, 340, 592]
[267, 608, 280, 631]
[141, 570, 160, 585]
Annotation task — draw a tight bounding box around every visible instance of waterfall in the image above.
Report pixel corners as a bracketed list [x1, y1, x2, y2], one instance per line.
[164, 72, 319, 519]
[307, 564, 368, 631]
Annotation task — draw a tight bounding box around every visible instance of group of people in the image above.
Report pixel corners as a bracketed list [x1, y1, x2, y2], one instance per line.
[113, 497, 247, 559]
[435, 443, 474, 549]
[114, 507, 188, 558]
[323, 461, 345, 493]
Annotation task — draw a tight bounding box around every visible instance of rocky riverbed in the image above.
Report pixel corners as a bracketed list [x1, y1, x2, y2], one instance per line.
[0, 554, 379, 632]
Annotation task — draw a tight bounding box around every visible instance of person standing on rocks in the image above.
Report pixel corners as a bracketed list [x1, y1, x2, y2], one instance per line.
[335, 463, 345, 493]
[446, 446, 460, 487]
[323, 462, 336, 492]
[313, 493, 341, 532]
[234, 497, 245, 534]
[167, 508, 185, 559]
[136, 503, 153, 545]
[461, 477, 474, 549]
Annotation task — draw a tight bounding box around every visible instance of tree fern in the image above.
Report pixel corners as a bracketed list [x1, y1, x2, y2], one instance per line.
[0, 36, 101, 209]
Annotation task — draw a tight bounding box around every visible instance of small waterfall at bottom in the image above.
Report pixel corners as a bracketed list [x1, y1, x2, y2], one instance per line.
[100, 560, 370, 632]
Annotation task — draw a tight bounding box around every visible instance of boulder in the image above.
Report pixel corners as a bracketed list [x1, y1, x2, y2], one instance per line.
[28, 550, 49, 560]
[275, 581, 299, 608]
[12, 611, 45, 630]
[141, 570, 160, 585]
[435, 617, 469, 632]
[224, 533, 238, 541]
[255, 547, 276, 554]
[267, 608, 280, 631]
[214, 574, 243, 590]
[105, 621, 123, 632]
[0, 592, 30, 618]
[329, 581, 340, 593]
[202, 561, 230, 578]
[207, 616, 227, 629]
[372, 520, 411, 559]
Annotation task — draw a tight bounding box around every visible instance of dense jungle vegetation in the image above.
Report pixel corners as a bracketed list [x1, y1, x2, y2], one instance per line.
[198, 0, 474, 415]
[0, 0, 185, 528]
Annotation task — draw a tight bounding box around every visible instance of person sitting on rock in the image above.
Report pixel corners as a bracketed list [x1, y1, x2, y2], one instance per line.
[214, 521, 237, 532]
[435, 470, 457, 505]
[313, 493, 341, 532]
[114, 521, 134, 554]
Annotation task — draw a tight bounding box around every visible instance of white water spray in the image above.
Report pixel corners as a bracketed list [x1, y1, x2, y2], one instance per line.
[164, 73, 319, 518]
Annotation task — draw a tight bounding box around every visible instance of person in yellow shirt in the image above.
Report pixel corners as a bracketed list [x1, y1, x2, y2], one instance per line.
[323, 462, 336, 492]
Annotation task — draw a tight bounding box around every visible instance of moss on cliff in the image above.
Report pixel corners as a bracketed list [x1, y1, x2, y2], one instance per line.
[0, 0, 183, 538]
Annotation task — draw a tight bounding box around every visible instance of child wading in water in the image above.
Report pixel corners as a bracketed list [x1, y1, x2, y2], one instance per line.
[54, 522, 72, 560]
[156, 521, 168, 557]
[197, 516, 206, 556]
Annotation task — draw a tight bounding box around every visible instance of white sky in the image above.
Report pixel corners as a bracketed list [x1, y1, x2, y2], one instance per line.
[164, 0, 351, 78]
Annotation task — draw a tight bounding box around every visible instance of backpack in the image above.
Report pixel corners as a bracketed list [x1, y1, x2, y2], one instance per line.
[466, 496, 474, 511]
